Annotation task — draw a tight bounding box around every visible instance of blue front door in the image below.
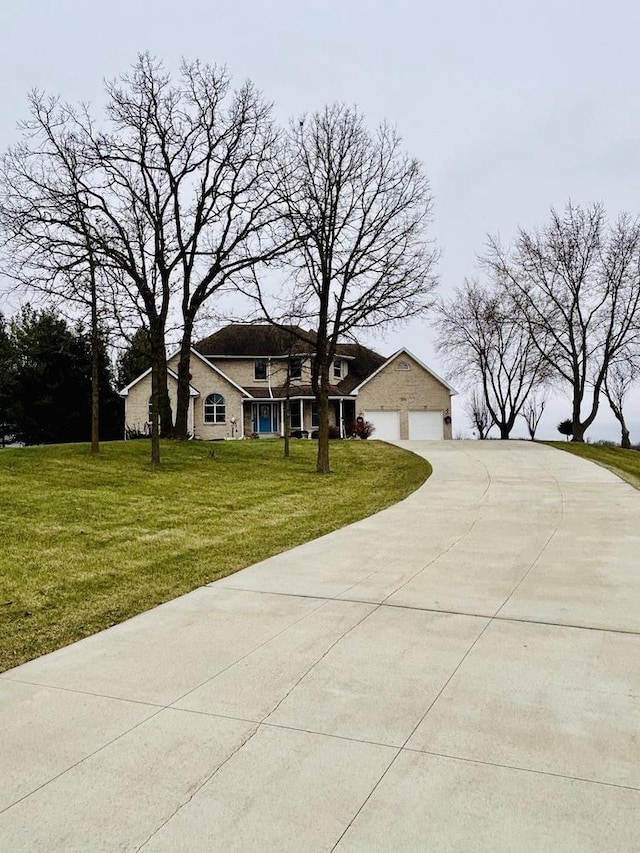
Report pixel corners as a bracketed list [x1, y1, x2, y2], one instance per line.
[259, 404, 272, 432]
[253, 403, 279, 433]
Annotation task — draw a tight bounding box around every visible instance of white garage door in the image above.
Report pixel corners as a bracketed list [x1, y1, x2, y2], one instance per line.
[408, 410, 443, 440]
[363, 410, 400, 441]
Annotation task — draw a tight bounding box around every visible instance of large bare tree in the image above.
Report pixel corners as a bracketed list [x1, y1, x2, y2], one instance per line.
[0, 96, 109, 454]
[1, 55, 288, 462]
[485, 203, 640, 442]
[246, 104, 438, 473]
[434, 279, 546, 439]
[100, 56, 290, 438]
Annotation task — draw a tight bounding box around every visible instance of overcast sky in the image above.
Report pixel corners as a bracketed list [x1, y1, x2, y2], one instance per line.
[2, 0, 640, 439]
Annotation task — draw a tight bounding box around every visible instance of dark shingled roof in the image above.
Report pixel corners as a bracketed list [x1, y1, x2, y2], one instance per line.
[195, 324, 316, 357]
[194, 325, 388, 393]
[333, 343, 387, 393]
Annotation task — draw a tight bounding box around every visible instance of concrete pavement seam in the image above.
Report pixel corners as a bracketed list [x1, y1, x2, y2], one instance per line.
[403, 747, 640, 793]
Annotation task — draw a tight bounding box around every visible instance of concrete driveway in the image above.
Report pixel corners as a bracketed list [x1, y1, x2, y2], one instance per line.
[1, 441, 639, 851]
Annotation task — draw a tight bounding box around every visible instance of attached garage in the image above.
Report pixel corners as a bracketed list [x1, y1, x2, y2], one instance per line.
[363, 410, 400, 442]
[408, 410, 443, 440]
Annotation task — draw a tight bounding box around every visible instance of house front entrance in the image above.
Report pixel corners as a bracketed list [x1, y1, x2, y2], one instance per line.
[252, 402, 280, 435]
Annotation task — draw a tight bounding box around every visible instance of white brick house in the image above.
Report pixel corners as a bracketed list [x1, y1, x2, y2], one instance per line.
[119, 325, 456, 441]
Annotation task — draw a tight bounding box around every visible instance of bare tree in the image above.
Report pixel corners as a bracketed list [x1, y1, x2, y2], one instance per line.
[520, 393, 547, 440]
[0, 96, 109, 454]
[101, 56, 291, 438]
[1, 55, 290, 464]
[434, 279, 546, 439]
[466, 389, 492, 439]
[604, 356, 637, 448]
[485, 203, 640, 442]
[245, 104, 438, 473]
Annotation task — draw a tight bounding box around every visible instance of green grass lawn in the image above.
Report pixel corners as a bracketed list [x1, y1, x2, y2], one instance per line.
[0, 439, 430, 672]
[547, 441, 640, 490]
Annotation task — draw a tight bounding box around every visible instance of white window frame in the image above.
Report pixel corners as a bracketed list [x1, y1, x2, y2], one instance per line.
[203, 393, 226, 424]
[333, 360, 342, 379]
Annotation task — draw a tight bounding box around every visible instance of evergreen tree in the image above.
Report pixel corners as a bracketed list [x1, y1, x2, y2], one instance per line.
[0, 313, 16, 446]
[9, 306, 122, 445]
[116, 328, 152, 390]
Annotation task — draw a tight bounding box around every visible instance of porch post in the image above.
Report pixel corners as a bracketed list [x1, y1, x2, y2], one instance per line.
[339, 398, 344, 438]
[280, 401, 284, 437]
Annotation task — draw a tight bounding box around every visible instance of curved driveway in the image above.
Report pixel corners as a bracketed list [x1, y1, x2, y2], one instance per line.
[1, 441, 639, 850]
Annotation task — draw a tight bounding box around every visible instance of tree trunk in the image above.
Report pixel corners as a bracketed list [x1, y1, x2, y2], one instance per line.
[90, 285, 100, 455]
[150, 363, 160, 467]
[610, 403, 631, 449]
[148, 319, 173, 438]
[571, 423, 585, 442]
[283, 396, 290, 459]
[499, 424, 510, 440]
[316, 369, 331, 474]
[174, 315, 194, 439]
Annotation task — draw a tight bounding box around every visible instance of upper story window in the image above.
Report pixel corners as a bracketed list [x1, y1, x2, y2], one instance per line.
[333, 360, 343, 379]
[254, 359, 268, 380]
[396, 361, 411, 371]
[290, 357, 303, 380]
[204, 393, 226, 424]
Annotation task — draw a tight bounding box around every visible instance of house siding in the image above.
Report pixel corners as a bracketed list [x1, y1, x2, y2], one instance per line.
[181, 354, 245, 440]
[124, 353, 245, 440]
[206, 356, 316, 390]
[356, 353, 452, 440]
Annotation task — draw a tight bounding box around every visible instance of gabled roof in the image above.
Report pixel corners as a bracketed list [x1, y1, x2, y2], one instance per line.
[195, 324, 316, 357]
[187, 347, 253, 398]
[350, 348, 458, 395]
[118, 367, 199, 398]
[332, 343, 387, 393]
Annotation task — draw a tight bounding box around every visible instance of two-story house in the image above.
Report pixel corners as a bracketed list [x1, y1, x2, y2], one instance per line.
[119, 324, 456, 441]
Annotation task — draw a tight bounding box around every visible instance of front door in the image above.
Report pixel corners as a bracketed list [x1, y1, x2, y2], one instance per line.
[259, 404, 272, 433]
[252, 403, 279, 434]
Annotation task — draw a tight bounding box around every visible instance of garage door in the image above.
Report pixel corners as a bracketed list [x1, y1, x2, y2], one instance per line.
[363, 410, 400, 441]
[408, 410, 443, 440]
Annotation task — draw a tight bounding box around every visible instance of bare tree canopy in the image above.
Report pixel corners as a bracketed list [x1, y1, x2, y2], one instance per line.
[246, 103, 438, 472]
[0, 54, 288, 461]
[465, 389, 492, 439]
[434, 279, 546, 439]
[520, 392, 547, 441]
[485, 202, 640, 442]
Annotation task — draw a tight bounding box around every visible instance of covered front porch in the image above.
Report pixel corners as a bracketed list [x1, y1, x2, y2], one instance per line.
[243, 398, 356, 438]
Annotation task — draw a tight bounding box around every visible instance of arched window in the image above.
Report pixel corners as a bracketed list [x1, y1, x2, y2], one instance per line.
[204, 393, 226, 424]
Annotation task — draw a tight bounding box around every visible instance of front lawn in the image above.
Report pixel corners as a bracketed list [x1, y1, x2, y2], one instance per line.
[547, 441, 640, 490]
[0, 439, 430, 671]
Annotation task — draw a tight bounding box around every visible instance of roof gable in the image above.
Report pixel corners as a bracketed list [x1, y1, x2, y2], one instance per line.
[351, 349, 458, 395]
[118, 367, 199, 397]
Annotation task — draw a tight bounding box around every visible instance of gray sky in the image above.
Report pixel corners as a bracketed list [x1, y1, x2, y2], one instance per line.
[2, 0, 640, 440]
